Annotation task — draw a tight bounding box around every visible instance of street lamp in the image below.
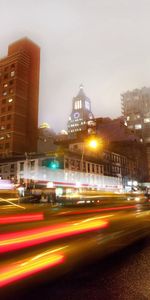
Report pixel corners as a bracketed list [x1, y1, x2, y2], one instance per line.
[81, 137, 102, 172]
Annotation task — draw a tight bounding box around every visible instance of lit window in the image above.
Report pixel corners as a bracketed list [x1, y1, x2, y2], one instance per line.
[136, 114, 140, 119]
[10, 71, 15, 77]
[135, 124, 142, 129]
[3, 83, 8, 88]
[0, 136, 4, 140]
[2, 91, 7, 96]
[127, 116, 130, 121]
[9, 88, 13, 94]
[8, 98, 13, 103]
[74, 100, 82, 110]
[0, 126, 5, 130]
[144, 118, 150, 123]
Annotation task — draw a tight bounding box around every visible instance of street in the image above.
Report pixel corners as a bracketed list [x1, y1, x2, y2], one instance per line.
[3, 237, 150, 300]
[1, 201, 150, 299]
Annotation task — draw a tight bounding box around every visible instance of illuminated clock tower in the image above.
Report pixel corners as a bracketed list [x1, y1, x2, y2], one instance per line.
[67, 85, 95, 136]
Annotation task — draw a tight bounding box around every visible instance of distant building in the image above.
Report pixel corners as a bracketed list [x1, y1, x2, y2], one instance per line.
[121, 87, 150, 143]
[38, 122, 56, 153]
[95, 117, 148, 183]
[121, 87, 150, 181]
[0, 37, 40, 156]
[67, 85, 96, 137]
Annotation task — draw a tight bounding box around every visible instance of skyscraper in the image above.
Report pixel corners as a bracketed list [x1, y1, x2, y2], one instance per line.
[121, 87, 150, 143]
[121, 87, 150, 181]
[0, 37, 40, 156]
[67, 85, 95, 137]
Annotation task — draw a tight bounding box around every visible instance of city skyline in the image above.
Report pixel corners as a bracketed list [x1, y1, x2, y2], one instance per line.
[1, 0, 150, 131]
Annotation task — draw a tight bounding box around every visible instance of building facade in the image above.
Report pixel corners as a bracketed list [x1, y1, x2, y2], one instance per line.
[121, 87, 150, 181]
[0, 37, 40, 156]
[121, 87, 150, 143]
[67, 85, 95, 137]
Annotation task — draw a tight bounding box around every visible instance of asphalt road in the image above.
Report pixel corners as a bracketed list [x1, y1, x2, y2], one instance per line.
[4, 236, 150, 300]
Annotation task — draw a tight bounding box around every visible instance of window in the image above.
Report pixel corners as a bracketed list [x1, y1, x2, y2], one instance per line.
[9, 80, 14, 85]
[30, 160, 35, 170]
[6, 124, 11, 130]
[74, 100, 82, 109]
[3, 83, 8, 88]
[6, 134, 11, 139]
[2, 99, 6, 104]
[20, 162, 24, 171]
[1, 116, 5, 121]
[135, 124, 142, 129]
[4, 74, 8, 80]
[8, 106, 12, 111]
[8, 98, 13, 103]
[1, 107, 5, 113]
[0, 126, 5, 130]
[9, 88, 14, 94]
[2, 91, 7, 96]
[10, 71, 15, 77]
[5, 143, 9, 149]
[144, 118, 150, 123]
[7, 115, 11, 120]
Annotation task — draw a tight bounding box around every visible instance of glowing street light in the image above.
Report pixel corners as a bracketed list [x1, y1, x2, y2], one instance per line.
[81, 137, 103, 172]
[88, 139, 99, 149]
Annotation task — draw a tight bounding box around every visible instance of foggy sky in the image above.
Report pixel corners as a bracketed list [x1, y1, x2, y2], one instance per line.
[1, 0, 150, 132]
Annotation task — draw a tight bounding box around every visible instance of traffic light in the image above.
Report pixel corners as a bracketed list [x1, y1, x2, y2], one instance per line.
[50, 160, 59, 169]
[42, 158, 60, 169]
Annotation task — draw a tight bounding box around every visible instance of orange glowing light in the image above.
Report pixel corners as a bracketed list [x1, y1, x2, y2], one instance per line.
[0, 219, 108, 253]
[0, 252, 64, 287]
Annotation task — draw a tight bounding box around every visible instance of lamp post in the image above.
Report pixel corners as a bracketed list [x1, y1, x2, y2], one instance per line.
[81, 138, 101, 172]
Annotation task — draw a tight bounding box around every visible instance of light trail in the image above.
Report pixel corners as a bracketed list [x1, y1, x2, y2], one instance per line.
[0, 219, 108, 253]
[0, 213, 44, 225]
[0, 198, 25, 209]
[58, 205, 137, 216]
[0, 248, 65, 287]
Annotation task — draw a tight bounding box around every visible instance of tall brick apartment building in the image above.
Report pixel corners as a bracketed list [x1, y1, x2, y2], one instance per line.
[0, 37, 40, 156]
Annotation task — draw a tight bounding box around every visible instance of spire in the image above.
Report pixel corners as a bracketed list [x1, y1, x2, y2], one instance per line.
[77, 83, 86, 97]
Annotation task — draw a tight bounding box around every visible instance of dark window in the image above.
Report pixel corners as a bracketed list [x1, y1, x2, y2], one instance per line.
[8, 106, 12, 111]
[5, 143, 9, 149]
[9, 80, 14, 85]
[2, 99, 6, 104]
[20, 162, 24, 171]
[4, 74, 8, 80]
[6, 124, 11, 129]
[30, 160, 35, 170]
[1, 107, 5, 113]
[7, 115, 11, 120]
[1, 116, 5, 121]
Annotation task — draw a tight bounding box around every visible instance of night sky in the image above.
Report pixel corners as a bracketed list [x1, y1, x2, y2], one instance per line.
[1, 0, 150, 131]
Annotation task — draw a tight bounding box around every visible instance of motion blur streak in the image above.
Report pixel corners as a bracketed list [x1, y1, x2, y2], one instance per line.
[0, 213, 44, 225]
[58, 205, 137, 216]
[0, 251, 64, 287]
[0, 198, 25, 209]
[0, 220, 108, 253]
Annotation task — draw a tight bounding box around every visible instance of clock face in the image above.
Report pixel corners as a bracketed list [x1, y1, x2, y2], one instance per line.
[85, 100, 90, 110]
[74, 112, 80, 119]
